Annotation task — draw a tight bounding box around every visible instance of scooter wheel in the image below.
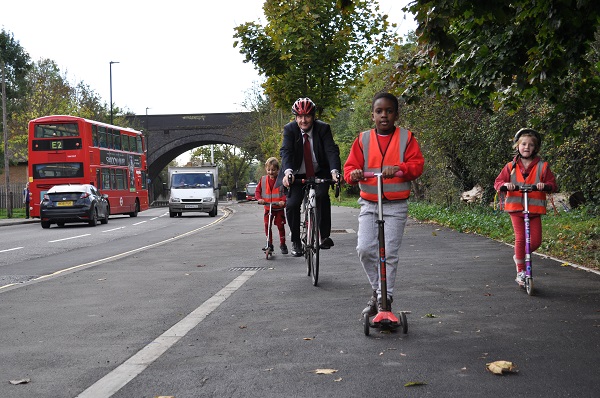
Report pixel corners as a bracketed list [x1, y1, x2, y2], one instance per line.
[400, 312, 408, 334]
[526, 277, 534, 296]
[363, 312, 370, 336]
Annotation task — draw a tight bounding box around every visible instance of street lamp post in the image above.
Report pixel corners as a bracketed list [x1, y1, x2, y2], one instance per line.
[109, 61, 119, 125]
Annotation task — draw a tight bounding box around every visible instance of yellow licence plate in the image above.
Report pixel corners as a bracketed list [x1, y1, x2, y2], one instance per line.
[57, 201, 74, 207]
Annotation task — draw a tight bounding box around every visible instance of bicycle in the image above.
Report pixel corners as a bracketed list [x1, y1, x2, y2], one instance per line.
[292, 175, 340, 286]
[500, 184, 552, 296]
[362, 171, 408, 335]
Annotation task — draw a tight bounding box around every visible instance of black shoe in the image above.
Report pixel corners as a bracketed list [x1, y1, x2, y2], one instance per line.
[280, 243, 288, 255]
[377, 296, 393, 313]
[320, 237, 334, 249]
[361, 290, 378, 317]
[291, 241, 303, 257]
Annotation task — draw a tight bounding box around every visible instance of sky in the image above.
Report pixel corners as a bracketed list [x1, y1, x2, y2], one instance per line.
[2, 0, 417, 117]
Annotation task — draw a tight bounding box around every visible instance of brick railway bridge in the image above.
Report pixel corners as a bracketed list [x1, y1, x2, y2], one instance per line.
[126, 112, 253, 182]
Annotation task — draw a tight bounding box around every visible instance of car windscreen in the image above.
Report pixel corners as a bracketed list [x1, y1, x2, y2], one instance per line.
[47, 192, 85, 201]
[172, 173, 213, 188]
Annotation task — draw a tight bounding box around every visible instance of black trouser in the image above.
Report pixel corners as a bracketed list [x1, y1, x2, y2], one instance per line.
[286, 175, 331, 243]
[25, 202, 30, 218]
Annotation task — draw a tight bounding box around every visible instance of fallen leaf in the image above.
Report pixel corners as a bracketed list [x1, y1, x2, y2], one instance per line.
[431, 231, 437, 236]
[404, 381, 427, 387]
[9, 378, 31, 385]
[334, 377, 342, 382]
[424, 313, 437, 318]
[486, 360, 517, 375]
[238, 325, 247, 329]
[561, 262, 570, 267]
[312, 368, 338, 375]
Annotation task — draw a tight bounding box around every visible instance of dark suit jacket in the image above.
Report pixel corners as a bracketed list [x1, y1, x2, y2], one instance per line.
[277, 120, 341, 186]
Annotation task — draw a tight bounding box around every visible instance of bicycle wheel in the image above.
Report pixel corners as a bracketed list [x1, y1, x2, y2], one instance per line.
[309, 208, 320, 286]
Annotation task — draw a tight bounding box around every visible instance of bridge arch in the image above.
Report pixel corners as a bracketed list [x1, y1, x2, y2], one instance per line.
[127, 112, 253, 181]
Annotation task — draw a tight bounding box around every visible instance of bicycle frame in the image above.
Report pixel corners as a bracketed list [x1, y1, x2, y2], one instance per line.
[294, 176, 340, 286]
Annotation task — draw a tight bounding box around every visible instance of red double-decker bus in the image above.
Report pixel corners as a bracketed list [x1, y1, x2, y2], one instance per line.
[28, 115, 149, 218]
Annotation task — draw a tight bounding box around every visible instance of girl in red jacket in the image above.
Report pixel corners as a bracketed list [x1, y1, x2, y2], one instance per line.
[256, 157, 288, 254]
[494, 128, 557, 286]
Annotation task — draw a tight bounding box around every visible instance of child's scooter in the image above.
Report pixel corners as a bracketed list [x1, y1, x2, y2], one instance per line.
[362, 171, 408, 336]
[261, 201, 274, 260]
[501, 184, 551, 296]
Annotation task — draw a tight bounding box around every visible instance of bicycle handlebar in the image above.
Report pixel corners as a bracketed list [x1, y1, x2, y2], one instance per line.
[287, 174, 341, 198]
[500, 184, 552, 192]
[362, 171, 404, 178]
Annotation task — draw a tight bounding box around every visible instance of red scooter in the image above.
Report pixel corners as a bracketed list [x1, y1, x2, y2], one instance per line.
[362, 171, 408, 335]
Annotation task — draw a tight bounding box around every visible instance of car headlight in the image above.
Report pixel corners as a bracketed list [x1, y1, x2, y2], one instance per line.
[170, 197, 181, 203]
[203, 197, 213, 202]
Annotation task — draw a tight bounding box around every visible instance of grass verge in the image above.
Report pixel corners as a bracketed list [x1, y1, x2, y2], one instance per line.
[333, 193, 599, 270]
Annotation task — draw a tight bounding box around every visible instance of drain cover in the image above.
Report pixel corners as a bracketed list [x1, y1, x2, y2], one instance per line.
[229, 267, 268, 271]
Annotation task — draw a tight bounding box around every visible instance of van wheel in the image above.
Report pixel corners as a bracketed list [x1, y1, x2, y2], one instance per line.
[41, 221, 51, 229]
[209, 205, 217, 217]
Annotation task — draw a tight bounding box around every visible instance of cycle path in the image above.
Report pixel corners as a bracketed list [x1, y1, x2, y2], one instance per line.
[113, 202, 600, 397]
[2, 202, 599, 397]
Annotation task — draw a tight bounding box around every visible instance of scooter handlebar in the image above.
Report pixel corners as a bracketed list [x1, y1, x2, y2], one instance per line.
[363, 171, 404, 178]
[500, 184, 552, 192]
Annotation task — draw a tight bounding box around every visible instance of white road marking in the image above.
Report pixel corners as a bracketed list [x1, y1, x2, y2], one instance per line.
[132, 221, 147, 225]
[102, 227, 125, 233]
[76, 270, 256, 398]
[0, 247, 23, 253]
[48, 234, 91, 243]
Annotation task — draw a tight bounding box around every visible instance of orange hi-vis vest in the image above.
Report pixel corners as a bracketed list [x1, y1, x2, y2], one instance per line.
[504, 160, 548, 214]
[358, 127, 412, 201]
[260, 175, 285, 209]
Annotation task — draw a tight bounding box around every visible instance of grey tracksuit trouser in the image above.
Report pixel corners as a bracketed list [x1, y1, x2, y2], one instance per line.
[356, 197, 408, 299]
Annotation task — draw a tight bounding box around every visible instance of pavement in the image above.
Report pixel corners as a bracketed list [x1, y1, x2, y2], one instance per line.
[0, 217, 38, 227]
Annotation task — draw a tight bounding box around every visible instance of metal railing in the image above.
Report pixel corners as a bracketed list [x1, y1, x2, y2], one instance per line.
[0, 183, 27, 217]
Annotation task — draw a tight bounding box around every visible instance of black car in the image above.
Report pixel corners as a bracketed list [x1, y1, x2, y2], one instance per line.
[40, 184, 109, 228]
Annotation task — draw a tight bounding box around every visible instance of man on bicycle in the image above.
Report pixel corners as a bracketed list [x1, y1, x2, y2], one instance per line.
[279, 98, 341, 257]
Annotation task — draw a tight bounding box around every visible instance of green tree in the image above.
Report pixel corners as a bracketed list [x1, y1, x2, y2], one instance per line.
[1, 29, 32, 165]
[234, 0, 398, 118]
[190, 144, 255, 196]
[240, 84, 288, 164]
[404, 0, 600, 136]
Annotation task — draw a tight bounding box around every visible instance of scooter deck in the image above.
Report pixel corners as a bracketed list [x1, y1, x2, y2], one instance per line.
[370, 311, 400, 329]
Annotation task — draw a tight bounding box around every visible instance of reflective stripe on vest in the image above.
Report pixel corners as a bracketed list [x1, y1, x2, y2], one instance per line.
[504, 161, 548, 214]
[260, 175, 285, 207]
[358, 128, 412, 201]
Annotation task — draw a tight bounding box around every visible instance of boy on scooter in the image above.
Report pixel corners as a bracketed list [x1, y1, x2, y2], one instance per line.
[344, 92, 424, 316]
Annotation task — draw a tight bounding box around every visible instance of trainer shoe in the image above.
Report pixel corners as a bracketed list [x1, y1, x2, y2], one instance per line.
[361, 290, 378, 317]
[377, 295, 393, 313]
[516, 271, 525, 287]
[291, 241, 303, 257]
[280, 243, 288, 254]
[320, 236, 334, 249]
[262, 244, 274, 252]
